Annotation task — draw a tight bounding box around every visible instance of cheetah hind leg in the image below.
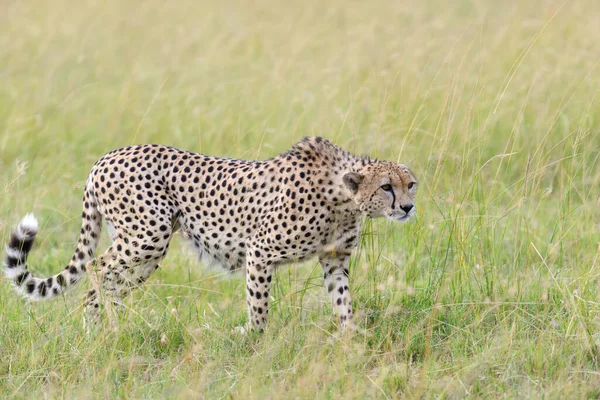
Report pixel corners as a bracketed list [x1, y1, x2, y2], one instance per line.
[83, 250, 115, 333]
[84, 257, 164, 333]
[83, 230, 122, 332]
[83, 237, 165, 334]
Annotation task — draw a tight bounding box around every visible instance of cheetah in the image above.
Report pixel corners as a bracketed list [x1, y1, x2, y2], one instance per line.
[3, 137, 417, 332]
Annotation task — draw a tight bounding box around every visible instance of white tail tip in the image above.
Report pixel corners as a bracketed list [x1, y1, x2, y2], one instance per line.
[19, 213, 38, 232]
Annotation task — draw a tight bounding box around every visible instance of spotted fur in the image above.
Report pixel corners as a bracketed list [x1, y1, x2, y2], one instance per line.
[3, 137, 417, 331]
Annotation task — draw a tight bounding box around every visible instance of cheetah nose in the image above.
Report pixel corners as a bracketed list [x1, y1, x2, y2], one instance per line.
[400, 204, 414, 214]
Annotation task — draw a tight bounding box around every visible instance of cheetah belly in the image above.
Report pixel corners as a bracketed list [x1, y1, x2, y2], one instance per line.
[179, 219, 246, 273]
[183, 236, 246, 273]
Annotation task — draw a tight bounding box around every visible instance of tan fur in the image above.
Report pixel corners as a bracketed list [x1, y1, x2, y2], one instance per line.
[3, 137, 417, 332]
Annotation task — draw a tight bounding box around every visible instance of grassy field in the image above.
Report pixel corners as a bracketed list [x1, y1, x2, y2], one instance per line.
[1, 0, 599, 398]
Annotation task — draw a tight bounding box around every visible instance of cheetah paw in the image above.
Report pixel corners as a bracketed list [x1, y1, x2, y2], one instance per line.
[231, 325, 249, 335]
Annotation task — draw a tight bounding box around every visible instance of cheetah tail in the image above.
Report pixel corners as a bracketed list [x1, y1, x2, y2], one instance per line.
[3, 189, 102, 301]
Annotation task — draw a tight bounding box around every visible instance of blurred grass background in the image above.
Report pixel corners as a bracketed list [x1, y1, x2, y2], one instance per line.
[1, 0, 599, 398]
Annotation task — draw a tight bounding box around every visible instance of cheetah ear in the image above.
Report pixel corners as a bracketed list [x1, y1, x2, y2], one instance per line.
[343, 172, 364, 194]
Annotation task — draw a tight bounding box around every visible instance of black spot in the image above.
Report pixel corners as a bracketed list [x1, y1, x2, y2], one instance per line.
[5, 255, 23, 268]
[15, 271, 30, 286]
[8, 233, 35, 254]
[38, 281, 47, 297]
[57, 274, 66, 287]
[26, 281, 36, 294]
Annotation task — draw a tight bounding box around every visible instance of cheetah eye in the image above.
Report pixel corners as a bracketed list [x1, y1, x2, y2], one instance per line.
[380, 184, 392, 192]
[408, 182, 415, 190]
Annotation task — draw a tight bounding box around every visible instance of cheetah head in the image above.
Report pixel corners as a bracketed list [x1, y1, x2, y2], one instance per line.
[343, 161, 417, 222]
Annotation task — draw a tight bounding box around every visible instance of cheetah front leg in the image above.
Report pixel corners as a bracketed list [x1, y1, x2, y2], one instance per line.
[320, 254, 354, 331]
[244, 251, 273, 332]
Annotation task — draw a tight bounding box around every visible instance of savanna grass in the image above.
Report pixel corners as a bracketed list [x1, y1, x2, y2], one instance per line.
[1, 0, 599, 398]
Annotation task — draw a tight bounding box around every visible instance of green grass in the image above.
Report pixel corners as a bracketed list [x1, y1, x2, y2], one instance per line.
[1, 0, 600, 398]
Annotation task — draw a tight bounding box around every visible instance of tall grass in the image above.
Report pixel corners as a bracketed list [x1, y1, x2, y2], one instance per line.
[1, 0, 599, 398]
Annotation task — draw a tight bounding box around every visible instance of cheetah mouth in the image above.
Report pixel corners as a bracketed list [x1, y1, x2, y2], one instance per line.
[388, 212, 414, 222]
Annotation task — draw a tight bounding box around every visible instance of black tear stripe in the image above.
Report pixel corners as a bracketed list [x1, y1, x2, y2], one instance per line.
[391, 191, 396, 210]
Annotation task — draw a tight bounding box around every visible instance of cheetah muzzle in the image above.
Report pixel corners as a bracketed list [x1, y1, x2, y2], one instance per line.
[3, 137, 417, 332]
